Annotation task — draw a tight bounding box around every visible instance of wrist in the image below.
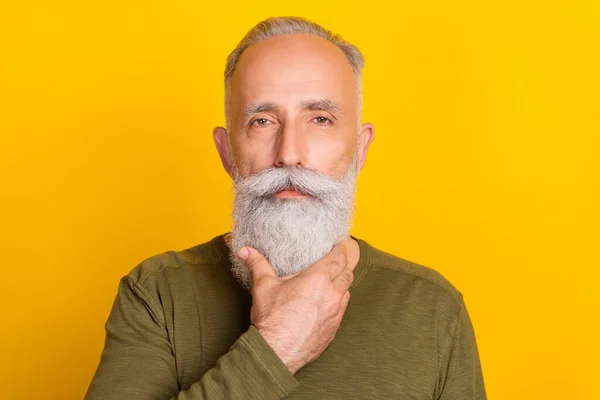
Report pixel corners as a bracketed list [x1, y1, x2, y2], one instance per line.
[255, 326, 301, 375]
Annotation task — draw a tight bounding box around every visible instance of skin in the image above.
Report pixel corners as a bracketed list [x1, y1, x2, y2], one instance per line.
[212, 34, 375, 374]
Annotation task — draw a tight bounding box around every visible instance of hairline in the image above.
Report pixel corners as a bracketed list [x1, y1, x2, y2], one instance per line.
[223, 17, 364, 131]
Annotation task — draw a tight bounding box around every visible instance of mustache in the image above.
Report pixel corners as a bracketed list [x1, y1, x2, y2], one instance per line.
[234, 166, 348, 198]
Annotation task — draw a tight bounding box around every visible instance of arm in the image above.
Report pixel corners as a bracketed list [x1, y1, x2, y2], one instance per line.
[85, 276, 298, 400]
[435, 294, 487, 400]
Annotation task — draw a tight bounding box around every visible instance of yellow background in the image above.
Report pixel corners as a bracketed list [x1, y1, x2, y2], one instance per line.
[1, 1, 598, 398]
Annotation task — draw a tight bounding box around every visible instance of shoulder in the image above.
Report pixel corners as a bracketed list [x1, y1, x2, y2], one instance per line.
[125, 235, 227, 289]
[363, 240, 464, 307]
[356, 240, 469, 364]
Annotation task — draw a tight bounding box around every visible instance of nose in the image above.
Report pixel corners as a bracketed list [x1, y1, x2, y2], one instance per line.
[274, 122, 305, 168]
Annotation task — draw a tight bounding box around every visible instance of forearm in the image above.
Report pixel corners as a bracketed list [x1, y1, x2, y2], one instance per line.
[87, 326, 298, 400]
[86, 276, 299, 400]
[173, 326, 298, 400]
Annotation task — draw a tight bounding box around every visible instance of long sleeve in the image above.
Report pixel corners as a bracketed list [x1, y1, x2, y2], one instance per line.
[85, 276, 299, 400]
[435, 294, 487, 400]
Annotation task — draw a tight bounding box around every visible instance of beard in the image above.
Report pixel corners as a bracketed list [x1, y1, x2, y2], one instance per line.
[228, 161, 358, 291]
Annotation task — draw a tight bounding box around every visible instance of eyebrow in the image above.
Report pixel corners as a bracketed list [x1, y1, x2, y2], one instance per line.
[241, 102, 279, 123]
[240, 98, 343, 125]
[299, 99, 343, 119]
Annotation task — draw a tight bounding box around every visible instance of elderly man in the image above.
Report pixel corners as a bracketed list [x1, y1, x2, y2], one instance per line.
[86, 16, 486, 400]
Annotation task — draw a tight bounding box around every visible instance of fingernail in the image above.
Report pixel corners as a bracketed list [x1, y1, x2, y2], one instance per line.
[237, 247, 249, 261]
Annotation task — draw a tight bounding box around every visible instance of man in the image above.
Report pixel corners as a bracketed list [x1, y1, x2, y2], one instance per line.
[86, 16, 486, 399]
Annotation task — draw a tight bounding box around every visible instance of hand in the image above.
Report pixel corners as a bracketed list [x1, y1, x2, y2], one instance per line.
[237, 242, 354, 375]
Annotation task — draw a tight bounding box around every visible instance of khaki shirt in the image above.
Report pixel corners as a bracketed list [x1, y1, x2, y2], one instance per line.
[86, 234, 486, 399]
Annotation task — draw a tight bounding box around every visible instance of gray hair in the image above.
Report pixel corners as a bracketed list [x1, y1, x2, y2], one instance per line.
[223, 16, 365, 129]
[229, 164, 357, 290]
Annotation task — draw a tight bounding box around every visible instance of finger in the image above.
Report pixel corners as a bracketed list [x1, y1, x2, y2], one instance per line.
[237, 246, 276, 282]
[332, 267, 354, 294]
[340, 290, 351, 313]
[309, 243, 348, 280]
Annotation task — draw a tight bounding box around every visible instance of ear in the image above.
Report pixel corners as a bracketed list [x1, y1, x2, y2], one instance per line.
[213, 126, 234, 178]
[356, 122, 375, 173]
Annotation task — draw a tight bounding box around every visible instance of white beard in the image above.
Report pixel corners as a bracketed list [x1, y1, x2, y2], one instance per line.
[228, 163, 357, 291]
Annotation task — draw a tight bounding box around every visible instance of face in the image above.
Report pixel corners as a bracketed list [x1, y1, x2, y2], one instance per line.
[213, 34, 375, 290]
[214, 34, 374, 190]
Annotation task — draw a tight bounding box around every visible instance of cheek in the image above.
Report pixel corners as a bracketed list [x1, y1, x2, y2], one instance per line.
[306, 134, 355, 176]
[231, 134, 277, 176]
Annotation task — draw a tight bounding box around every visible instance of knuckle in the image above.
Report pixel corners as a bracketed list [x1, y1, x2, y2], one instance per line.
[248, 254, 265, 270]
[343, 269, 354, 285]
[325, 296, 340, 313]
[333, 269, 353, 291]
[333, 250, 348, 267]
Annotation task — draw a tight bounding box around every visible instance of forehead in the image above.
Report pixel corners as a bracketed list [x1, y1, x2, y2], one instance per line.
[230, 34, 358, 111]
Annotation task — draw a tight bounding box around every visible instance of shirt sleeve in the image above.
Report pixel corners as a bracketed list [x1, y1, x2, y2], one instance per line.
[436, 294, 487, 400]
[85, 276, 299, 400]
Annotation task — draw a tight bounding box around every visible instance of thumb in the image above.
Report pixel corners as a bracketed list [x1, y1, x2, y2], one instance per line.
[237, 246, 276, 282]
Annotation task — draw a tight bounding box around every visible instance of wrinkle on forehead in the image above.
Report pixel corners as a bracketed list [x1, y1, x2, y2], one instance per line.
[229, 34, 359, 122]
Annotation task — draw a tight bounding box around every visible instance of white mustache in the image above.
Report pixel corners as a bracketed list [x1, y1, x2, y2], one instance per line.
[230, 163, 357, 290]
[235, 166, 348, 199]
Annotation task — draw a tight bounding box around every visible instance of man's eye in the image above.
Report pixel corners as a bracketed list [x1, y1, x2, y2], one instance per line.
[252, 118, 270, 126]
[314, 116, 331, 125]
